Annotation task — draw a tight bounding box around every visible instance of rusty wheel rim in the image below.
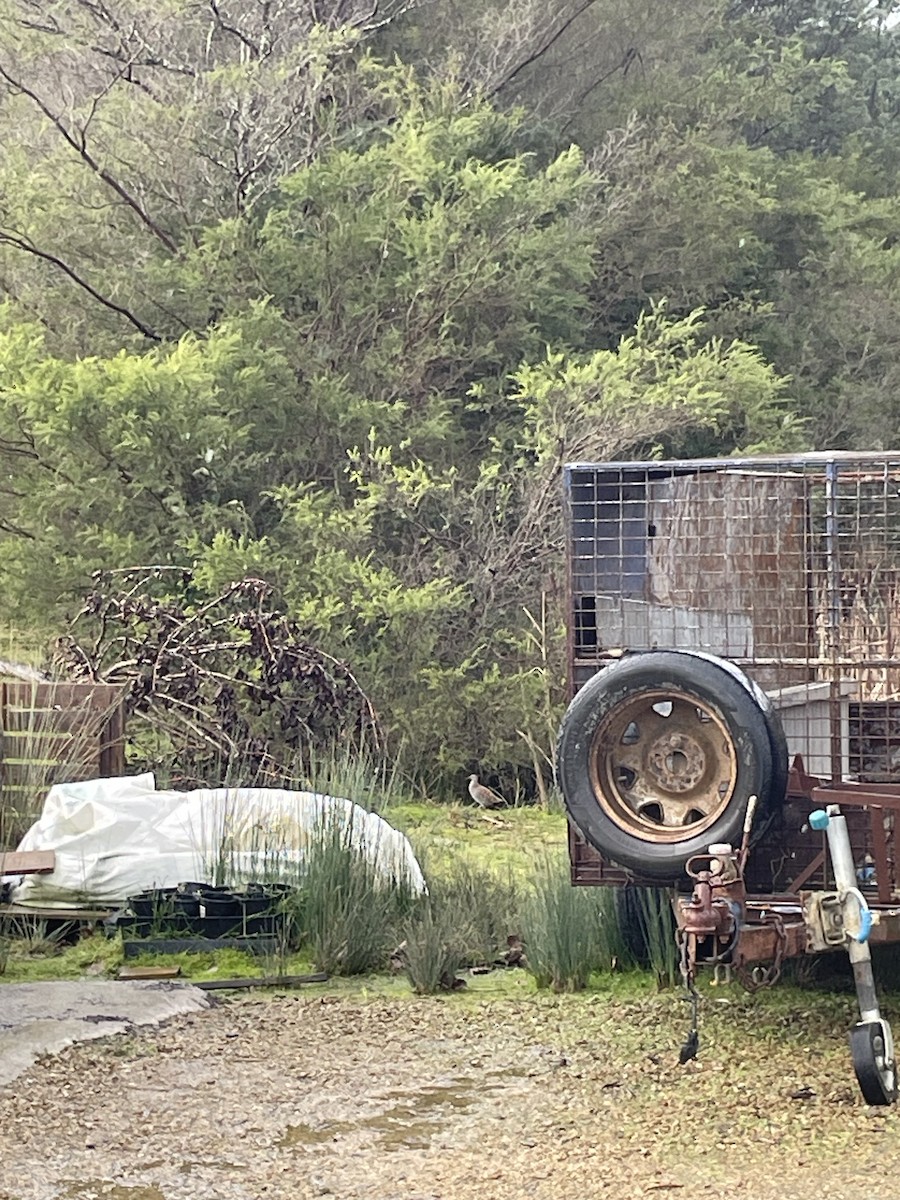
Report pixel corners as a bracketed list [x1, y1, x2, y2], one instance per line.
[589, 689, 738, 844]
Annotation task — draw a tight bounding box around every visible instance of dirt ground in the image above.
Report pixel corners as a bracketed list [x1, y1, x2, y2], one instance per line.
[1, 976, 899, 1200]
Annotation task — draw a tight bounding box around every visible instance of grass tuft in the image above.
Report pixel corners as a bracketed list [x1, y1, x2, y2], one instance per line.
[293, 812, 415, 976]
[633, 887, 679, 989]
[402, 898, 468, 994]
[523, 854, 610, 992]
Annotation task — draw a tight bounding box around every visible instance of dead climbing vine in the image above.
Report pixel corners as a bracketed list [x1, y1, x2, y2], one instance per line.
[54, 567, 379, 786]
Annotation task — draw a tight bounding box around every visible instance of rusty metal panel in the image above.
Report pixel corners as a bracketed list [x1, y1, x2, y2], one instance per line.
[646, 470, 810, 688]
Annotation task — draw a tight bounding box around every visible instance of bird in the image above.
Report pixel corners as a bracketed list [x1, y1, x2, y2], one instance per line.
[467, 773, 507, 809]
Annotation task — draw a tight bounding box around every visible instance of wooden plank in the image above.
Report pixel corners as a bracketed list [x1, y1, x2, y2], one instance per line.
[118, 965, 182, 980]
[2, 709, 116, 734]
[0, 902, 113, 920]
[1, 681, 125, 709]
[195, 974, 328, 993]
[0, 850, 56, 877]
[2, 755, 100, 777]
[0, 682, 127, 839]
[2, 751, 102, 771]
[99, 701, 126, 777]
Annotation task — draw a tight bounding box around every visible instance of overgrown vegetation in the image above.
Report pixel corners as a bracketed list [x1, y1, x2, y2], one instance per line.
[54, 571, 378, 788]
[0, 802, 670, 995]
[8, 0, 889, 795]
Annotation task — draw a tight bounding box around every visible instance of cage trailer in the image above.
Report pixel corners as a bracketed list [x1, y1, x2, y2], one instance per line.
[556, 451, 900, 1105]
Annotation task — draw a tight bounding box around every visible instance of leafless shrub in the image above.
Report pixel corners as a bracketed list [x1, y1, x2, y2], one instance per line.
[54, 567, 379, 787]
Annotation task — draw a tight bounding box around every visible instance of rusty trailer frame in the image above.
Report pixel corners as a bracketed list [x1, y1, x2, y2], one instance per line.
[560, 452, 900, 1102]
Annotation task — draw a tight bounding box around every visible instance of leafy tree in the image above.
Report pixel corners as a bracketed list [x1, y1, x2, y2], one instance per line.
[0, 11, 828, 792]
[0, 0, 425, 352]
[0, 104, 800, 786]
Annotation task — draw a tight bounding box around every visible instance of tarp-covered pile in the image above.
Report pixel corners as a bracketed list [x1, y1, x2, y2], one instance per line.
[8, 774, 426, 907]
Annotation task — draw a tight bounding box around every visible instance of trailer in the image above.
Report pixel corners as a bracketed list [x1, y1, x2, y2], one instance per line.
[556, 451, 900, 1104]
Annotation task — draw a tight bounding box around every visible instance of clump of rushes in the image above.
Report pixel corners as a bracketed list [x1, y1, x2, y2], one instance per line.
[523, 854, 609, 992]
[633, 887, 678, 989]
[424, 857, 523, 967]
[295, 812, 415, 976]
[401, 897, 468, 994]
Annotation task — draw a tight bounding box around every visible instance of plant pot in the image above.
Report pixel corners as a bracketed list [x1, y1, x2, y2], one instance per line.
[198, 887, 243, 938]
[128, 887, 199, 936]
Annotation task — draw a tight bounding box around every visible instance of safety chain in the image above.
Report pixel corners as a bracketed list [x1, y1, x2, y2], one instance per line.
[733, 911, 786, 993]
[677, 929, 700, 1063]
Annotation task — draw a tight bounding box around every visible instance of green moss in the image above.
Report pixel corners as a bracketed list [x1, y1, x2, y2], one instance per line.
[0, 932, 123, 982]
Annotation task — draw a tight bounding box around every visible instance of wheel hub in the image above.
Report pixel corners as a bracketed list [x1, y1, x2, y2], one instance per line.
[589, 688, 739, 844]
[647, 732, 707, 793]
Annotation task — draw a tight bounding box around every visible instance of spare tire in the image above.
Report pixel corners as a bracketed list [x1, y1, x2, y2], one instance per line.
[556, 651, 776, 881]
[661, 648, 789, 813]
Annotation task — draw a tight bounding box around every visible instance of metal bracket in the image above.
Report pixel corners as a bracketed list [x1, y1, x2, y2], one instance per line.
[803, 891, 848, 951]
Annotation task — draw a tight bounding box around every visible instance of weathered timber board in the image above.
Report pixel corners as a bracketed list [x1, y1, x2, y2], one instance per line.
[0, 851, 56, 877]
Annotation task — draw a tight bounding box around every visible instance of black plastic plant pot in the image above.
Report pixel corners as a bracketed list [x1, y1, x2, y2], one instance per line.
[128, 891, 157, 921]
[199, 888, 243, 938]
[238, 891, 269, 935]
[128, 887, 200, 935]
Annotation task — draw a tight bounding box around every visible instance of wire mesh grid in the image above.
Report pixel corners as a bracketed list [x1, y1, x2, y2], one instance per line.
[566, 452, 900, 786]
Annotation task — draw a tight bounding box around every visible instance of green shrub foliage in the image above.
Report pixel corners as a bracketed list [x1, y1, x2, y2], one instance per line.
[5, 2, 879, 792]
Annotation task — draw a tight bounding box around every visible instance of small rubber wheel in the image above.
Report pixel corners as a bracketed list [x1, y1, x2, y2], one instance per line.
[850, 1020, 897, 1106]
[557, 651, 774, 881]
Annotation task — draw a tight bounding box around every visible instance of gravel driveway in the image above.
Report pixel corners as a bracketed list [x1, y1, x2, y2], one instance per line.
[1, 977, 898, 1200]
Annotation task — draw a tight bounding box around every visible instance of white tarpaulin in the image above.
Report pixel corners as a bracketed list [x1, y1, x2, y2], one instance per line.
[8, 774, 426, 907]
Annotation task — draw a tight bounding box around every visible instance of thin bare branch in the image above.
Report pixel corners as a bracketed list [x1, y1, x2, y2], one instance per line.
[0, 62, 179, 255]
[485, 0, 598, 99]
[0, 230, 161, 341]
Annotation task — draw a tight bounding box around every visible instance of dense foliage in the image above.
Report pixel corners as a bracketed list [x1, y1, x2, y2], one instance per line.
[1, 0, 898, 793]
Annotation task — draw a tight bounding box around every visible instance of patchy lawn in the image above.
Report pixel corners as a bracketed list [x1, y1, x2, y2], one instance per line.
[388, 800, 567, 876]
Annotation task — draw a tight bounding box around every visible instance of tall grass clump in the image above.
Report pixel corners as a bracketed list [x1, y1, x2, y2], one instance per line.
[425, 857, 523, 966]
[400, 855, 524, 993]
[522, 854, 616, 992]
[615, 887, 679, 989]
[402, 897, 468, 994]
[295, 812, 415, 975]
[634, 887, 678, 989]
[301, 741, 406, 813]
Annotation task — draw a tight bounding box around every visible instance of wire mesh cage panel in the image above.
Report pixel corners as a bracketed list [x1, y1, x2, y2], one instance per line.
[564, 453, 900, 891]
